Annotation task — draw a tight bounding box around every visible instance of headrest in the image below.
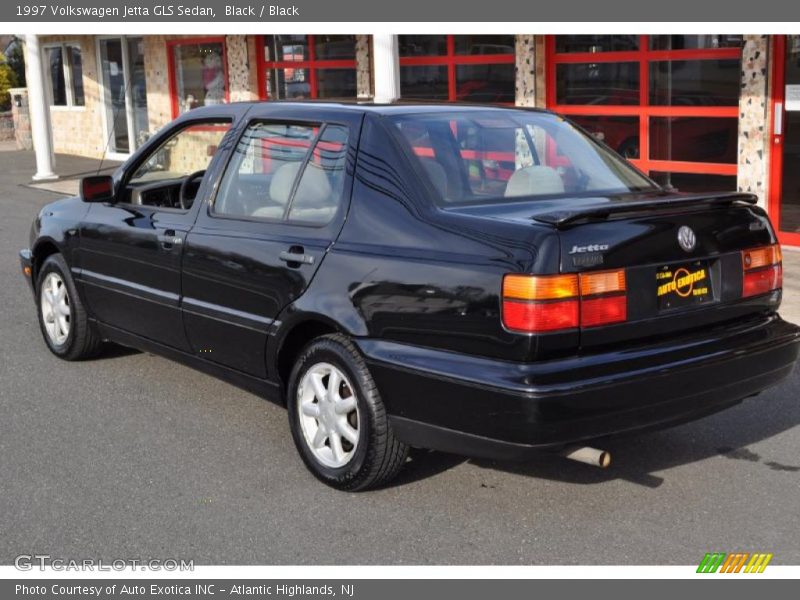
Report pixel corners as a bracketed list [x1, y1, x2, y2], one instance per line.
[505, 166, 565, 197]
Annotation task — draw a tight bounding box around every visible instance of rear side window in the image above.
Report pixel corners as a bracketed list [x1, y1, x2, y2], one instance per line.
[212, 122, 349, 224]
[391, 110, 656, 204]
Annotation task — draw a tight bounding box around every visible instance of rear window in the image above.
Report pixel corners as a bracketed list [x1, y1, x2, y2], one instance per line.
[390, 110, 657, 204]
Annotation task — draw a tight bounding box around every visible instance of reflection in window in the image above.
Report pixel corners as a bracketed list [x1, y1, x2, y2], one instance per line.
[650, 117, 738, 164]
[262, 35, 357, 100]
[568, 116, 640, 159]
[556, 63, 640, 105]
[400, 66, 449, 100]
[555, 35, 639, 53]
[399, 35, 447, 56]
[172, 42, 227, 114]
[399, 35, 514, 102]
[456, 64, 514, 103]
[453, 35, 514, 55]
[44, 43, 85, 107]
[649, 35, 744, 50]
[650, 172, 737, 193]
[214, 122, 318, 219]
[649, 60, 741, 106]
[288, 125, 349, 224]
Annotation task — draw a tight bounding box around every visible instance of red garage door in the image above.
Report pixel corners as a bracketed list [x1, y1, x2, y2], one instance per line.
[546, 35, 743, 193]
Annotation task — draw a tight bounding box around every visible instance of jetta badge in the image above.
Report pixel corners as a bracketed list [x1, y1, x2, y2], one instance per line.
[678, 226, 697, 253]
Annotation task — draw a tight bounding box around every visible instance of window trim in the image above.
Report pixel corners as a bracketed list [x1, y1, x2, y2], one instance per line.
[42, 41, 85, 109]
[545, 34, 742, 180]
[256, 35, 358, 100]
[167, 37, 230, 119]
[208, 117, 351, 228]
[398, 35, 515, 103]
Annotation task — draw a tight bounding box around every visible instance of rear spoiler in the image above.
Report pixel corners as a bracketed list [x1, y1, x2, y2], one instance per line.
[532, 192, 758, 229]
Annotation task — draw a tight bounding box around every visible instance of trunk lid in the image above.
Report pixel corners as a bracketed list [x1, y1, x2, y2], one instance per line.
[549, 191, 780, 349]
[448, 190, 781, 352]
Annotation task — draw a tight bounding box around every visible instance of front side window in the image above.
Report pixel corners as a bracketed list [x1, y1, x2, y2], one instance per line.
[129, 121, 232, 185]
[391, 110, 656, 205]
[214, 122, 349, 224]
[44, 43, 84, 107]
[170, 40, 228, 115]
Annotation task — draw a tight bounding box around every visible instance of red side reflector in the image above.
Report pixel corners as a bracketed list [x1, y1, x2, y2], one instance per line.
[581, 295, 628, 328]
[502, 299, 579, 333]
[743, 264, 782, 298]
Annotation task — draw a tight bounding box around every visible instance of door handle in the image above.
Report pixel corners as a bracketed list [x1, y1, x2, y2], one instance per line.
[279, 247, 314, 266]
[157, 229, 183, 250]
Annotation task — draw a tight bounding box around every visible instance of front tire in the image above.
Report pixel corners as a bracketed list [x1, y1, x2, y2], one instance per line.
[287, 334, 408, 491]
[36, 253, 103, 360]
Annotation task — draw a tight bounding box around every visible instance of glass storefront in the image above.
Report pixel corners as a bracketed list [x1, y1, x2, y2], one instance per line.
[170, 39, 228, 115]
[399, 35, 515, 103]
[260, 35, 357, 100]
[772, 35, 800, 241]
[548, 35, 743, 193]
[44, 43, 85, 107]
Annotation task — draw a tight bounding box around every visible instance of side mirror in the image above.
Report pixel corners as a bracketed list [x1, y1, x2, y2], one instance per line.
[80, 175, 115, 203]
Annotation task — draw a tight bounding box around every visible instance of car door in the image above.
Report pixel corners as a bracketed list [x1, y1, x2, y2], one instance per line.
[76, 116, 236, 351]
[181, 110, 361, 377]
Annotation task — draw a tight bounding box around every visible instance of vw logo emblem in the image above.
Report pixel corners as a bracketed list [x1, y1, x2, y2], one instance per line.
[678, 226, 697, 252]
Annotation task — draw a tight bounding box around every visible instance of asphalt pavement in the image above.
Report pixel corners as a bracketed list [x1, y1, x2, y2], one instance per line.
[1, 150, 799, 565]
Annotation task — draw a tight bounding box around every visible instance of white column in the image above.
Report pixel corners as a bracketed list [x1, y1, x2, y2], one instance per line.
[24, 34, 57, 181]
[372, 34, 400, 104]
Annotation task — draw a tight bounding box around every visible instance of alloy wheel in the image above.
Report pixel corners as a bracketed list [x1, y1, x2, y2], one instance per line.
[296, 362, 360, 468]
[40, 272, 71, 345]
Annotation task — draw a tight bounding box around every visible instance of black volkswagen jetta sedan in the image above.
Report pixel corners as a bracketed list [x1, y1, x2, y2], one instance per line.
[19, 102, 800, 490]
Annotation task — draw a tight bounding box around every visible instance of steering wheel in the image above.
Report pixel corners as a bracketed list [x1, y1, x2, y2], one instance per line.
[178, 170, 206, 210]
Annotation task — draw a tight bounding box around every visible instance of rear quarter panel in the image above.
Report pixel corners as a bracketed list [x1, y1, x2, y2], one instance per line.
[278, 113, 565, 363]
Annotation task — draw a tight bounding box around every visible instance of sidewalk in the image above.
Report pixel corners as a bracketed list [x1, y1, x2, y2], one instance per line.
[0, 147, 121, 197]
[780, 248, 800, 325]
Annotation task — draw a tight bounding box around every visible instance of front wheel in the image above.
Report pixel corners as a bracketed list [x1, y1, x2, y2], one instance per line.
[287, 334, 409, 491]
[36, 253, 103, 360]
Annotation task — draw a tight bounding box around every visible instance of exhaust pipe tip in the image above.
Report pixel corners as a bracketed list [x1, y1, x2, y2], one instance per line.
[560, 445, 611, 468]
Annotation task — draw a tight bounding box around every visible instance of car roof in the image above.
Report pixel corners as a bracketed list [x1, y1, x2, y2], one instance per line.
[205, 100, 554, 118]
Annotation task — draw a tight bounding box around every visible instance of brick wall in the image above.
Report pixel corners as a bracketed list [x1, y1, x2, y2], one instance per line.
[0, 111, 13, 141]
[38, 34, 106, 158]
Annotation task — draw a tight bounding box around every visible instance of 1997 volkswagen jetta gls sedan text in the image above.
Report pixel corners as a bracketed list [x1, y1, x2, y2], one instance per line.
[19, 102, 800, 490]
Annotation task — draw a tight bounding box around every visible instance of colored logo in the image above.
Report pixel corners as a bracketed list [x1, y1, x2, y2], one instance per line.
[678, 226, 697, 252]
[697, 552, 773, 573]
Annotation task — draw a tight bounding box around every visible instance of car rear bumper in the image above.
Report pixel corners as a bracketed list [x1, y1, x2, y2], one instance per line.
[356, 314, 800, 460]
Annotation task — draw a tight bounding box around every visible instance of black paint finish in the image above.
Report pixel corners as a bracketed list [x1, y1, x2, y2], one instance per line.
[19, 102, 800, 459]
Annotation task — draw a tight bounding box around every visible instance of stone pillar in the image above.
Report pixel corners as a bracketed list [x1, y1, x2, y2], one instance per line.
[23, 34, 57, 180]
[515, 35, 536, 107]
[8, 87, 32, 150]
[737, 35, 770, 209]
[226, 35, 257, 102]
[372, 34, 399, 103]
[356, 35, 372, 99]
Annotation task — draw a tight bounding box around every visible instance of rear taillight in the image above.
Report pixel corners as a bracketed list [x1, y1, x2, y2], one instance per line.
[502, 270, 627, 333]
[742, 244, 782, 298]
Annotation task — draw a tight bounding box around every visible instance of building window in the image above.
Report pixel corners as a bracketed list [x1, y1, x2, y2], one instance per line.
[398, 35, 515, 103]
[44, 43, 85, 107]
[258, 35, 357, 100]
[168, 38, 228, 117]
[547, 35, 743, 192]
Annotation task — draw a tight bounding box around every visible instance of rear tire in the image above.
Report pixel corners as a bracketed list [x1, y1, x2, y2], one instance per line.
[36, 253, 103, 360]
[287, 333, 409, 491]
